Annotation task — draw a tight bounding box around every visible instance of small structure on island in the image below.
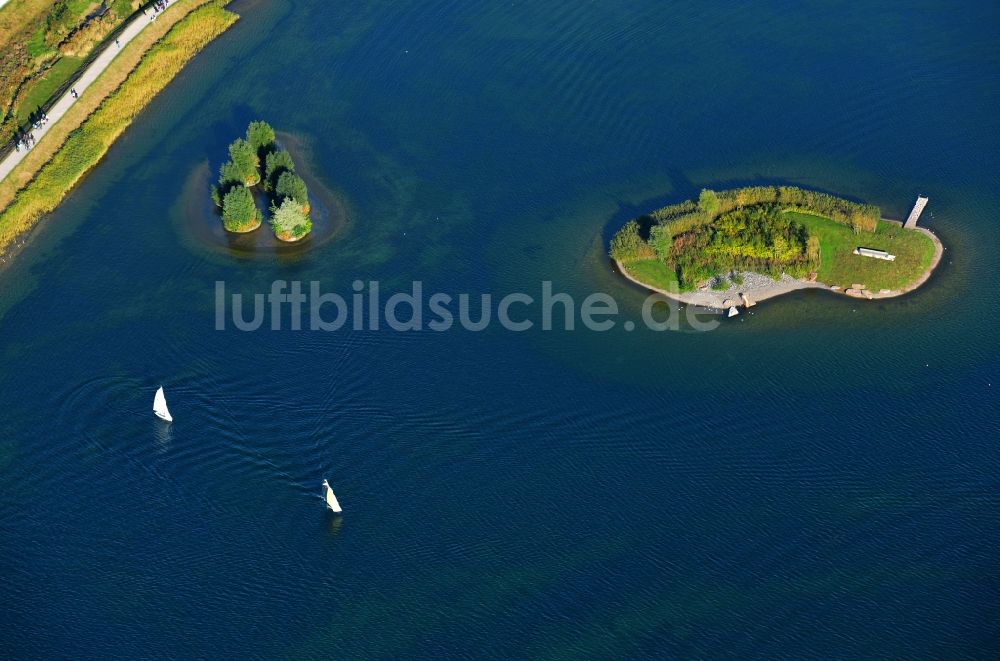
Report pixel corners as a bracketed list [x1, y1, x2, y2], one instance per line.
[854, 247, 896, 261]
[904, 195, 929, 228]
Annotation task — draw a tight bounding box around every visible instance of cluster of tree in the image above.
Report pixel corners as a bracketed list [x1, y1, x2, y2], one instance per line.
[212, 121, 312, 239]
[609, 185, 880, 288]
[609, 220, 655, 263]
[716, 186, 879, 233]
[647, 205, 819, 289]
[645, 186, 880, 235]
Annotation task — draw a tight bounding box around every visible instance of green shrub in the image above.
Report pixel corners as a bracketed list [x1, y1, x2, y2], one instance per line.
[264, 149, 294, 190]
[110, 0, 135, 18]
[270, 197, 311, 239]
[221, 185, 259, 232]
[246, 120, 275, 157]
[275, 171, 308, 209]
[666, 205, 817, 288]
[218, 160, 244, 191]
[698, 188, 720, 215]
[225, 138, 259, 186]
[609, 219, 655, 263]
[709, 186, 878, 233]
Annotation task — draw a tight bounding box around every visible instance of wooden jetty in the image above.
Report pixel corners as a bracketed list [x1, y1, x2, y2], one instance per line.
[904, 195, 929, 229]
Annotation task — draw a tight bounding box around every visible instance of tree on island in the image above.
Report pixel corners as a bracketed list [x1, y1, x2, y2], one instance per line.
[275, 171, 310, 213]
[609, 219, 655, 263]
[264, 150, 295, 191]
[225, 138, 260, 186]
[218, 160, 243, 188]
[608, 185, 888, 290]
[646, 204, 818, 285]
[270, 197, 312, 240]
[222, 185, 259, 232]
[698, 188, 720, 215]
[211, 120, 313, 241]
[246, 120, 276, 159]
[214, 160, 250, 207]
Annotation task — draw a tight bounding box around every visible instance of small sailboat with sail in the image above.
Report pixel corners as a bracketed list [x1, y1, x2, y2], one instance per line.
[322, 479, 342, 513]
[153, 386, 173, 423]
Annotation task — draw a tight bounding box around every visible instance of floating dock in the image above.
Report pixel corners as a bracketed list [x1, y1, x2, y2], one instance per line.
[904, 195, 929, 228]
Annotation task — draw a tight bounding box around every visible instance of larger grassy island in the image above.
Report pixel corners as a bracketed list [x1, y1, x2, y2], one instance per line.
[610, 186, 943, 306]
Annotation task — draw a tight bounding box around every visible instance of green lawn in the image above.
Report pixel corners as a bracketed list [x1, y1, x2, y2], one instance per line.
[622, 259, 679, 292]
[67, 0, 99, 13]
[16, 56, 84, 123]
[27, 25, 51, 58]
[783, 211, 936, 290]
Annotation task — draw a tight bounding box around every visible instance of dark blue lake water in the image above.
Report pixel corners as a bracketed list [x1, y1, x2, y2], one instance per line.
[2, 0, 999, 657]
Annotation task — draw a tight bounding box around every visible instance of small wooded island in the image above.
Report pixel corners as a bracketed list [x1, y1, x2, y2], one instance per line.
[610, 186, 943, 307]
[212, 121, 312, 241]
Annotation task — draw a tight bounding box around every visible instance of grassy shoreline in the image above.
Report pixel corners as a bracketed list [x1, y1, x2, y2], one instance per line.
[0, 1, 237, 257]
[0, 0, 227, 211]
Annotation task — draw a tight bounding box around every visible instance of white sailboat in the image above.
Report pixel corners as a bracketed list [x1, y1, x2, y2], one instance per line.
[322, 479, 342, 513]
[153, 386, 173, 423]
[727, 306, 739, 318]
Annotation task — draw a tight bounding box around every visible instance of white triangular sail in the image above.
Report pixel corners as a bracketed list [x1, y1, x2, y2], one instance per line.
[153, 386, 173, 422]
[728, 306, 739, 318]
[322, 479, 342, 513]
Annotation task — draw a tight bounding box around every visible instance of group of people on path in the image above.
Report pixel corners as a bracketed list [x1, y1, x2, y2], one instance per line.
[145, 0, 172, 21]
[14, 132, 37, 153]
[12, 112, 51, 152]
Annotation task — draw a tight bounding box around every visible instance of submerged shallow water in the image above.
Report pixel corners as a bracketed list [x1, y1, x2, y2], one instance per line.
[2, 0, 999, 657]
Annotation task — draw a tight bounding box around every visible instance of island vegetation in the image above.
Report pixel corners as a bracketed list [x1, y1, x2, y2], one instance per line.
[610, 186, 940, 300]
[0, 1, 238, 256]
[213, 120, 312, 241]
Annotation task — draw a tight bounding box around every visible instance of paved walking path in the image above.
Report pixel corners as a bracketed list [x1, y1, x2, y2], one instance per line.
[0, 1, 172, 183]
